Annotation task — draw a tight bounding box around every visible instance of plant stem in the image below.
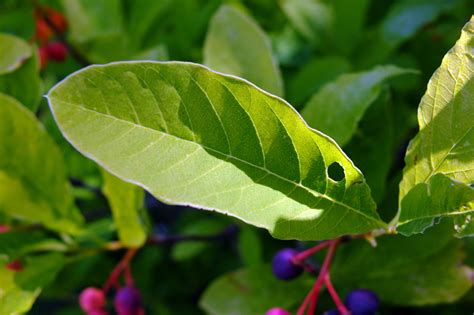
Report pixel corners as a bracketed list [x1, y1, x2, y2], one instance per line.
[297, 239, 340, 315]
[103, 248, 137, 292]
[292, 241, 331, 264]
[324, 274, 350, 315]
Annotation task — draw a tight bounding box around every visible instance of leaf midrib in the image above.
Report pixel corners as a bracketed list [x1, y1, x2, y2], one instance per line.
[50, 97, 383, 224]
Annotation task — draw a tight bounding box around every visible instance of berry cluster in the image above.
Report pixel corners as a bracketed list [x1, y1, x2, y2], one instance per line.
[33, 6, 69, 69]
[267, 239, 380, 315]
[79, 249, 144, 315]
[79, 286, 143, 315]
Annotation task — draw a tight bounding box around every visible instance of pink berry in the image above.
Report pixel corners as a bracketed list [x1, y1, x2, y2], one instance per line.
[114, 286, 141, 315]
[45, 41, 68, 61]
[79, 287, 105, 312]
[266, 307, 292, 315]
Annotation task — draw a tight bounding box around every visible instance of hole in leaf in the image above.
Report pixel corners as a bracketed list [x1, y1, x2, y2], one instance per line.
[327, 162, 345, 182]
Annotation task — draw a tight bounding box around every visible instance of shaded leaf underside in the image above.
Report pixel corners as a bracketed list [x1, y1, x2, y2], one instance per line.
[397, 17, 474, 234]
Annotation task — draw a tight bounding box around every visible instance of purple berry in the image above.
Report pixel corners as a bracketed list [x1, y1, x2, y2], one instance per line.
[345, 288, 379, 315]
[79, 287, 105, 312]
[323, 309, 340, 315]
[114, 286, 142, 315]
[266, 307, 291, 315]
[272, 248, 303, 280]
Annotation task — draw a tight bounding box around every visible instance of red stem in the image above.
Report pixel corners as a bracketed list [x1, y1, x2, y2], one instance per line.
[125, 265, 134, 287]
[324, 274, 350, 315]
[103, 248, 137, 292]
[292, 241, 331, 264]
[297, 239, 340, 315]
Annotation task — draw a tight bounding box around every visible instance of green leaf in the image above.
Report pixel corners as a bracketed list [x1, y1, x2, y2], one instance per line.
[357, 0, 460, 67]
[0, 3, 34, 40]
[397, 17, 474, 235]
[280, 0, 331, 47]
[380, 0, 457, 50]
[301, 65, 415, 146]
[332, 222, 472, 305]
[398, 174, 474, 235]
[328, 0, 370, 55]
[237, 226, 263, 266]
[0, 231, 67, 260]
[61, 0, 124, 43]
[344, 89, 394, 202]
[0, 253, 64, 315]
[47, 61, 385, 241]
[101, 169, 147, 247]
[171, 218, 227, 262]
[0, 93, 83, 233]
[0, 47, 42, 112]
[286, 56, 351, 107]
[0, 33, 31, 75]
[204, 5, 283, 96]
[200, 265, 309, 315]
[126, 0, 173, 48]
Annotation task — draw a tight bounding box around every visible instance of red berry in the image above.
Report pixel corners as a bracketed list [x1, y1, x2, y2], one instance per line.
[114, 287, 142, 315]
[6, 259, 23, 272]
[266, 307, 292, 315]
[79, 287, 106, 312]
[35, 18, 53, 42]
[45, 7, 68, 33]
[45, 41, 68, 62]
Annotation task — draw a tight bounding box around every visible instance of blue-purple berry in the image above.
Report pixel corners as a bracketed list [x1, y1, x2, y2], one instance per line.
[272, 248, 303, 280]
[114, 286, 142, 315]
[345, 288, 379, 315]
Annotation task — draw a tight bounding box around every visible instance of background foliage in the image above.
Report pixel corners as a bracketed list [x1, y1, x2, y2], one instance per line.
[0, 0, 473, 314]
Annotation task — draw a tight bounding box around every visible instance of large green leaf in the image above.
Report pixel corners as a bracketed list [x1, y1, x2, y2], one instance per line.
[0, 47, 41, 112]
[200, 265, 309, 315]
[204, 5, 283, 96]
[332, 222, 472, 305]
[47, 61, 385, 241]
[101, 169, 147, 248]
[0, 253, 64, 315]
[0, 33, 31, 75]
[0, 93, 83, 233]
[301, 65, 415, 146]
[397, 17, 474, 235]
